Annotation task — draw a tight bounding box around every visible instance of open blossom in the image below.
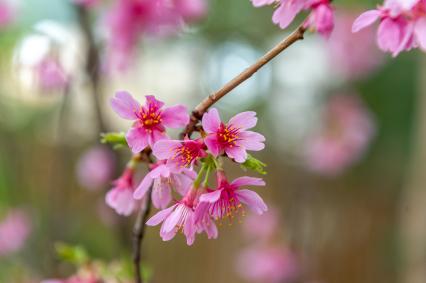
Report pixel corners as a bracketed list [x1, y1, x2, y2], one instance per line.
[76, 146, 115, 191]
[352, 0, 426, 56]
[105, 168, 139, 216]
[0, 210, 31, 256]
[251, 0, 334, 37]
[152, 138, 207, 168]
[110, 92, 189, 153]
[146, 188, 198, 245]
[133, 161, 196, 209]
[196, 171, 267, 221]
[202, 108, 265, 163]
[236, 246, 299, 283]
[304, 94, 376, 176]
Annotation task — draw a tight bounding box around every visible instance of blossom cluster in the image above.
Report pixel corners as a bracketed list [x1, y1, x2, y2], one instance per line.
[251, 0, 335, 37]
[106, 92, 267, 245]
[352, 0, 426, 56]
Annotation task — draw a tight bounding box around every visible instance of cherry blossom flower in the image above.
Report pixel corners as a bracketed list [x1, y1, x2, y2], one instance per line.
[196, 171, 267, 221]
[0, 209, 31, 256]
[133, 161, 196, 209]
[146, 188, 198, 245]
[251, 0, 334, 37]
[352, 0, 426, 56]
[110, 92, 189, 153]
[202, 108, 265, 163]
[76, 146, 115, 191]
[304, 94, 376, 176]
[236, 246, 299, 283]
[152, 138, 207, 168]
[105, 168, 139, 216]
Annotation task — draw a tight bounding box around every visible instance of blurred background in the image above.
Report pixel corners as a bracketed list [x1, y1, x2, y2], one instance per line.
[0, 0, 425, 282]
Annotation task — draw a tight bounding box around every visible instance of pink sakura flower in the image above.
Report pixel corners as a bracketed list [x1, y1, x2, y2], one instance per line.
[352, 0, 426, 56]
[0, 209, 31, 256]
[152, 138, 207, 168]
[146, 189, 198, 245]
[196, 171, 267, 221]
[251, 0, 334, 37]
[133, 161, 196, 209]
[304, 94, 376, 176]
[236, 246, 299, 283]
[76, 146, 115, 191]
[105, 168, 139, 216]
[327, 12, 384, 80]
[110, 92, 189, 153]
[202, 108, 265, 163]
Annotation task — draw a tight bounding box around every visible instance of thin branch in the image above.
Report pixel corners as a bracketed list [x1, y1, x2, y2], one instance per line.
[75, 5, 106, 133]
[132, 185, 153, 283]
[182, 24, 307, 137]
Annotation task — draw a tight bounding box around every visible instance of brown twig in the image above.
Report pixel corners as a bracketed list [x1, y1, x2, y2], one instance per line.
[182, 24, 306, 138]
[132, 186, 153, 283]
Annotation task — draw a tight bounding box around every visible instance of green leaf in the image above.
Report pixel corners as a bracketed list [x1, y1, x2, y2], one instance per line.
[240, 154, 267, 175]
[100, 132, 127, 149]
[55, 243, 89, 266]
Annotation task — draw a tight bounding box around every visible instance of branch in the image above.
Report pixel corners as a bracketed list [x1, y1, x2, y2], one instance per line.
[132, 185, 152, 283]
[75, 5, 107, 133]
[182, 24, 306, 137]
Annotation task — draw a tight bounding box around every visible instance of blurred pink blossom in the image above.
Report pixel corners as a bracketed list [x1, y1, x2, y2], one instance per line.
[304, 94, 376, 176]
[352, 0, 426, 56]
[0, 0, 15, 28]
[35, 56, 69, 92]
[242, 209, 279, 241]
[106, 167, 140, 216]
[76, 146, 115, 191]
[236, 246, 299, 283]
[0, 209, 31, 256]
[327, 12, 384, 80]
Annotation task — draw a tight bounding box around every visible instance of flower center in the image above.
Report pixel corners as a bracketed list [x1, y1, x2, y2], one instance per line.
[139, 108, 162, 129]
[210, 189, 245, 222]
[172, 143, 202, 167]
[217, 124, 240, 146]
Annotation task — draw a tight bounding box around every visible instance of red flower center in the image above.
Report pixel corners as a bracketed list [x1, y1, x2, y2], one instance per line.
[217, 123, 240, 147]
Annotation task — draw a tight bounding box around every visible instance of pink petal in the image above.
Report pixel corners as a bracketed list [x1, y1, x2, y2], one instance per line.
[152, 139, 181, 160]
[146, 204, 177, 226]
[228, 111, 257, 130]
[199, 189, 223, 203]
[203, 218, 218, 239]
[105, 188, 135, 216]
[250, 0, 275, 7]
[204, 135, 221, 156]
[183, 213, 196, 246]
[415, 18, 426, 51]
[194, 202, 209, 223]
[231, 176, 266, 188]
[163, 205, 183, 233]
[272, 2, 303, 30]
[160, 227, 177, 241]
[225, 146, 248, 163]
[352, 10, 380, 33]
[236, 189, 268, 215]
[133, 174, 153, 200]
[152, 182, 172, 209]
[161, 105, 190, 128]
[171, 173, 193, 196]
[110, 91, 140, 120]
[147, 129, 167, 147]
[126, 127, 149, 153]
[145, 95, 164, 109]
[377, 18, 402, 53]
[202, 108, 221, 133]
[237, 131, 265, 151]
